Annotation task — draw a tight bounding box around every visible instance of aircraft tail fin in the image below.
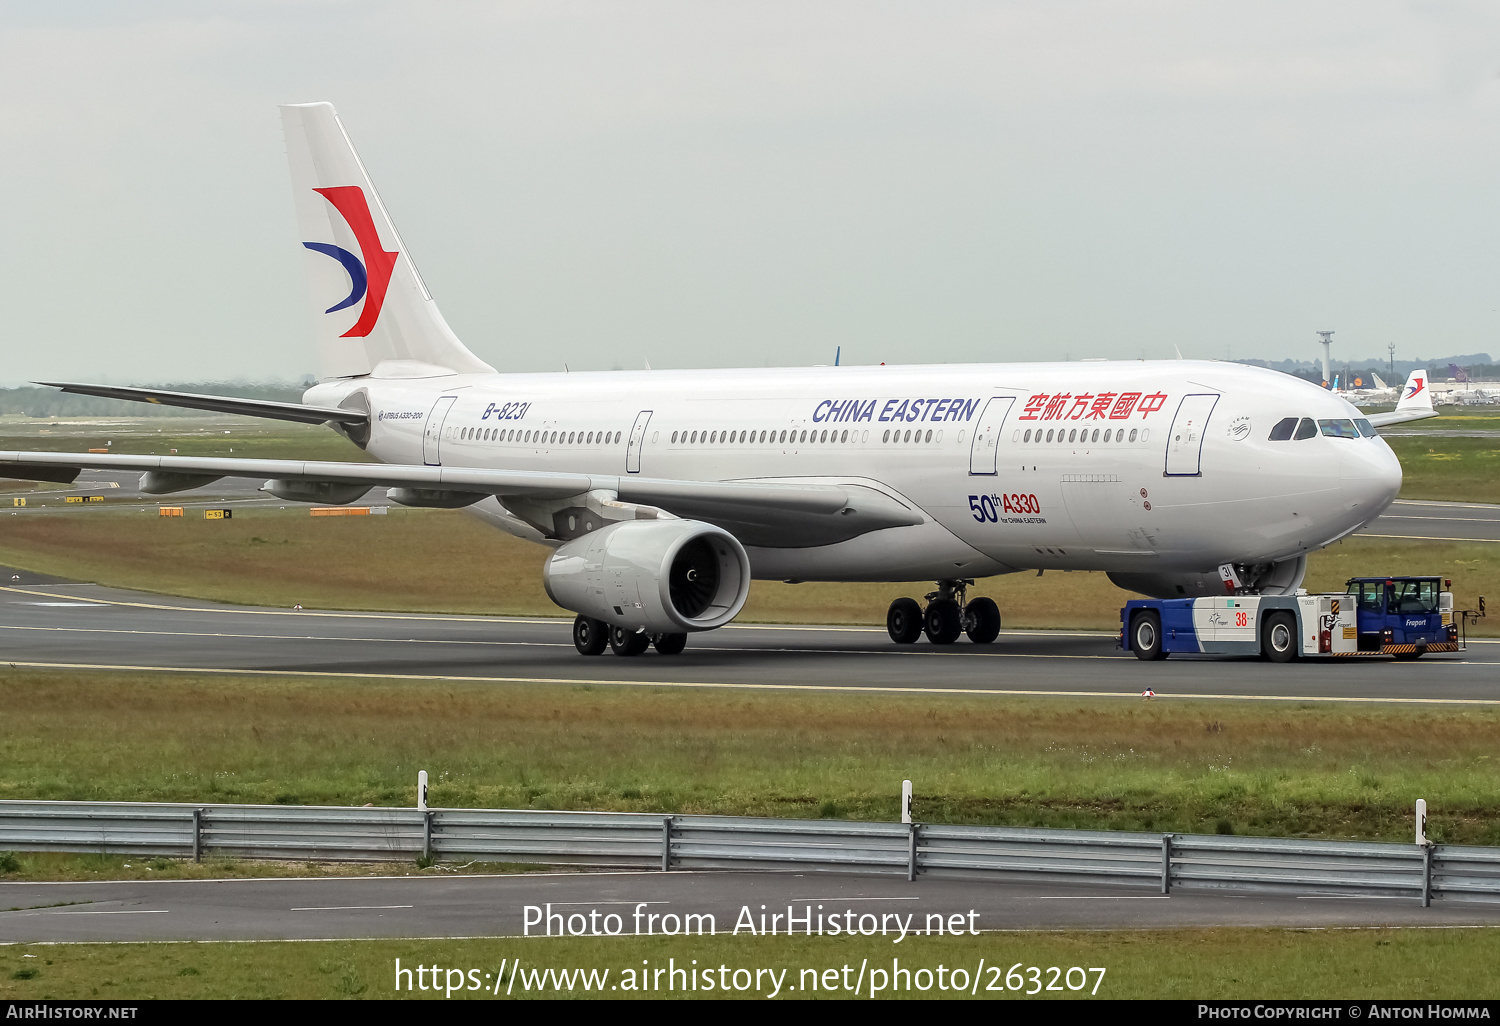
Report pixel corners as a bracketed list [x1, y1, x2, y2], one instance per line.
[1396, 368, 1432, 414]
[280, 103, 494, 380]
[1372, 372, 1388, 390]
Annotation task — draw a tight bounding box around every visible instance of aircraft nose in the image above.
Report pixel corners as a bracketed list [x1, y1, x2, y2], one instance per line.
[1340, 440, 1402, 517]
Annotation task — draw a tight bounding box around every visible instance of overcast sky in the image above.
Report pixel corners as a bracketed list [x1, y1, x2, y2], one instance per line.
[3, 1, 1499, 384]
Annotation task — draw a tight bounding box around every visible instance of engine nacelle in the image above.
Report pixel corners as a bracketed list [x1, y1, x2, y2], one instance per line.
[543, 519, 750, 633]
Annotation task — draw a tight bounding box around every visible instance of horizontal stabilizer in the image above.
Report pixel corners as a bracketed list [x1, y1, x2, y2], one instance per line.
[35, 382, 367, 426]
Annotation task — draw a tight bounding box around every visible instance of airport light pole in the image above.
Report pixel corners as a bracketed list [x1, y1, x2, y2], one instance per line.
[1388, 342, 1396, 377]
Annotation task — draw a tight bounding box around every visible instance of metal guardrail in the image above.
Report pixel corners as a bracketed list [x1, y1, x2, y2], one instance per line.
[1, 800, 1495, 905]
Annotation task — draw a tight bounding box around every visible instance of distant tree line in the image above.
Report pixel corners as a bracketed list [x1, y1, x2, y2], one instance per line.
[1237, 354, 1497, 385]
[0, 381, 313, 418]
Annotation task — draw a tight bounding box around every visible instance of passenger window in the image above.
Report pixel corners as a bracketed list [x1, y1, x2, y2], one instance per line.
[1293, 418, 1318, 440]
[1318, 419, 1358, 439]
[1268, 417, 1298, 441]
[1355, 418, 1378, 438]
[1023, 429, 1031, 442]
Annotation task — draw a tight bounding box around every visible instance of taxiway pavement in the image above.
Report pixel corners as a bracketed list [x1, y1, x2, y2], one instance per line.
[0, 567, 1497, 705]
[3, 871, 1497, 944]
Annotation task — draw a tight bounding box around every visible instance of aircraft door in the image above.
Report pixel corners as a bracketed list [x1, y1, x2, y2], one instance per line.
[626, 410, 653, 474]
[968, 397, 1016, 475]
[423, 395, 459, 466]
[1164, 394, 1219, 476]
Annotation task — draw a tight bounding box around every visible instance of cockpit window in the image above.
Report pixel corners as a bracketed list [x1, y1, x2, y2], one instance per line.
[1293, 417, 1318, 440]
[1268, 417, 1298, 441]
[1319, 418, 1358, 439]
[1355, 418, 1378, 438]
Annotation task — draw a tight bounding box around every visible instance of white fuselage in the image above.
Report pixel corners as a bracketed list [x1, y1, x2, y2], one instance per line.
[305, 358, 1402, 582]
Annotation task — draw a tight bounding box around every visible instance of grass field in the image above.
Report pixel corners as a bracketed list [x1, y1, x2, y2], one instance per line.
[3, 928, 1498, 999]
[1384, 434, 1500, 504]
[3, 670, 1498, 847]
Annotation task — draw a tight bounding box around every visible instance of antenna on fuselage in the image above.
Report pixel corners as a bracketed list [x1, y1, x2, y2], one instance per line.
[834, 346, 841, 367]
[1316, 330, 1334, 388]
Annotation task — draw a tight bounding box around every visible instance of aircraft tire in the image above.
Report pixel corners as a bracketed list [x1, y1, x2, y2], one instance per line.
[964, 597, 1001, 644]
[573, 615, 609, 656]
[924, 598, 963, 645]
[609, 626, 651, 656]
[887, 598, 923, 644]
[1261, 611, 1298, 663]
[654, 632, 688, 655]
[1131, 611, 1165, 660]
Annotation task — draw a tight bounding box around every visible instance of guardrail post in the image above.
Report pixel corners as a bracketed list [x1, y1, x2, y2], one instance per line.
[662, 816, 674, 872]
[191, 808, 202, 863]
[1422, 844, 1433, 908]
[1161, 834, 1173, 894]
[422, 810, 434, 860]
[907, 822, 918, 882]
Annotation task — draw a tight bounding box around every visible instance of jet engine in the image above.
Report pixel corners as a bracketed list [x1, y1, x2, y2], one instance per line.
[1108, 555, 1307, 600]
[543, 519, 750, 633]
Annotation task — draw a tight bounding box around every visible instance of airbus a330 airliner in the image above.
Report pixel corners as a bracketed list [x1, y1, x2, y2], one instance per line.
[6, 103, 1437, 656]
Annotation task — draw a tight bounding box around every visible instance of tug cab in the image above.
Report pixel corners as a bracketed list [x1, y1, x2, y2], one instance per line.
[1344, 577, 1458, 656]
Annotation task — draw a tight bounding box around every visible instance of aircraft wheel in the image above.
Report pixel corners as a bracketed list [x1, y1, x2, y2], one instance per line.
[653, 632, 688, 655]
[924, 598, 963, 645]
[610, 626, 651, 656]
[1261, 611, 1298, 663]
[573, 615, 608, 656]
[887, 598, 923, 644]
[1131, 611, 1166, 661]
[964, 597, 1001, 644]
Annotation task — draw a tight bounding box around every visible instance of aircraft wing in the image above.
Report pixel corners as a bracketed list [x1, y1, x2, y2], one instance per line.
[34, 382, 367, 426]
[0, 451, 924, 545]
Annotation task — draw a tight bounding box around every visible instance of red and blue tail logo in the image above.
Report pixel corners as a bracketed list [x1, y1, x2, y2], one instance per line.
[1405, 377, 1425, 400]
[302, 186, 399, 338]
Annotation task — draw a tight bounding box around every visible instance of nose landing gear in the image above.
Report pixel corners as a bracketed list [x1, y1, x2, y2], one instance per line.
[886, 580, 1001, 646]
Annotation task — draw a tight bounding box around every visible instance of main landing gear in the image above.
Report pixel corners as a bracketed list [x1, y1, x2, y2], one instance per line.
[573, 615, 687, 657]
[887, 579, 1001, 646]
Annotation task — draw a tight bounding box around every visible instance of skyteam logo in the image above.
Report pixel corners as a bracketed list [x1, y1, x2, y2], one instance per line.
[302, 186, 399, 338]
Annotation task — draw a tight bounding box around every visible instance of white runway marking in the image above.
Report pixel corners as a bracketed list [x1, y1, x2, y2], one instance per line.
[290, 904, 414, 911]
